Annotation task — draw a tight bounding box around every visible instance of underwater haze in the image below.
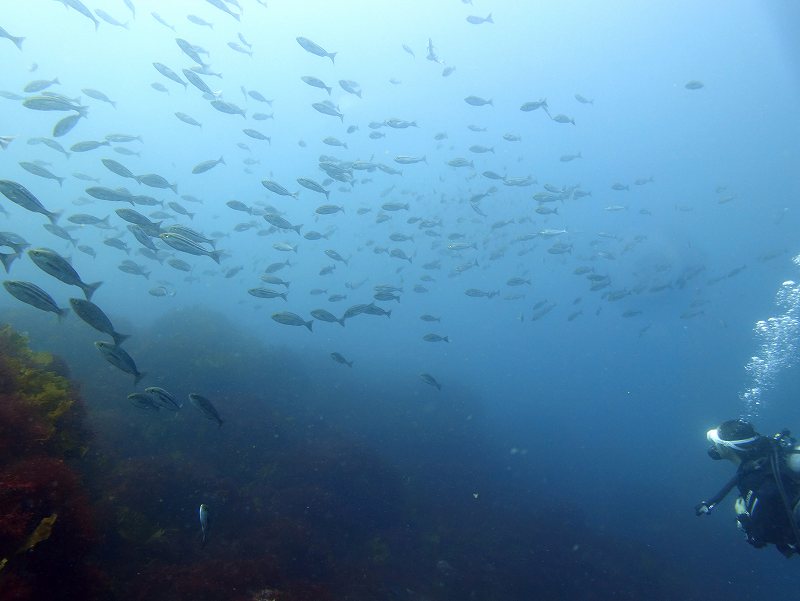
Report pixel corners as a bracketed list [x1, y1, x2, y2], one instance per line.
[1, 0, 800, 599]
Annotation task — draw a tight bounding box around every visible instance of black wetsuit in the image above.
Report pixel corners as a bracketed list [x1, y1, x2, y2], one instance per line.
[735, 456, 797, 555]
[699, 436, 800, 557]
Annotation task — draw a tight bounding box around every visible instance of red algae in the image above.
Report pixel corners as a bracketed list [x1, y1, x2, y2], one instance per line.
[0, 324, 106, 599]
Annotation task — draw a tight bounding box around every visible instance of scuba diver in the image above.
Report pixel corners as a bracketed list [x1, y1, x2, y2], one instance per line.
[696, 419, 800, 557]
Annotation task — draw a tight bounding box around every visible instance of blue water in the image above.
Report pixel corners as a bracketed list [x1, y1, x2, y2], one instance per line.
[1, 1, 800, 599]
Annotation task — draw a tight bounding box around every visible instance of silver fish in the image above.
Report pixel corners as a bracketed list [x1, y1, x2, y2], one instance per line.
[301, 76, 331, 95]
[95, 341, 145, 385]
[330, 352, 353, 367]
[420, 373, 442, 390]
[296, 36, 336, 62]
[271, 311, 313, 331]
[69, 298, 128, 345]
[0, 180, 60, 223]
[189, 393, 224, 426]
[3, 280, 68, 319]
[159, 233, 222, 263]
[19, 162, 64, 187]
[145, 387, 181, 411]
[28, 247, 102, 299]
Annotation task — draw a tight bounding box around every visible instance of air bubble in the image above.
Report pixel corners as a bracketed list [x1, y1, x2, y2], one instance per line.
[740, 254, 800, 418]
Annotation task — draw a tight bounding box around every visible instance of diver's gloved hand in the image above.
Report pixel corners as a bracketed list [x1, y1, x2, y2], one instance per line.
[695, 502, 713, 516]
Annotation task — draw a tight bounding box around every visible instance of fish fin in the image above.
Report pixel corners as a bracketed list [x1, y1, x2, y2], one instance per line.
[112, 332, 130, 346]
[83, 281, 103, 300]
[0, 251, 19, 273]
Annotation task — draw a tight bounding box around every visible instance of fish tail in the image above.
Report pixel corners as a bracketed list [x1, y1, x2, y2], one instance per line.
[57, 176, 65, 187]
[305, 320, 313, 332]
[112, 332, 130, 346]
[325, 86, 331, 95]
[486, 13, 493, 23]
[83, 281, 103, 300]
[293, 224, 303, 235]
[329, 52, 337, 64]
[134, 371, 146, 386]
[219, 156, 225, 165]
[110, 100, 117, 109]
[0, 251, 19, 273]
[48, 210, 62, 225]
[13, 36, 24, 50]
[385, 310, 392, 319]
[338, 318, 345, 327]
[443, 336, 449, 343]
[209, 250, 222, 264]
[57, 307, 69, 322]
[170, 183, 179, 194]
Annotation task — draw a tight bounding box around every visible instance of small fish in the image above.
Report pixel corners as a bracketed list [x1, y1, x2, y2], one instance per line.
[82, 86, 118, 107]
[466, 13, 493, 25]
[464, 95, 493, 107]
[310, 308, 345, 327]
[189, 393, 223, 426]
[206, 0, 240, 21]
[423, 333, 449, 343]
[551, 113, 575, 125]
[0, 180, 61, 223]
[420, 373, 442, 390]
[128, 392, 160, 411]
[69, 298, 128, 345]
[211, 100, 246, 118]
[248, 287, 288, 301]
[199, 504, 210, 546]
[272, 311, 313, 331]
[159, 233, 222, 263]
[95, 341, 145, 385]
[685, 80, 704, 90]
[151, 11, 175, 31]
[330, 352, 353, 367]
[339, 80, 362, 98]
[192, 156, 225, 174]
[187, 14, 213, 28]
[296, 36, 336, 63]
[153, 62, 186, 88]
[53, 113, 82, 137]
[175, 112, 202, 127]
[311, 101, 343, 121]
[3, 280, 68, 319]
[243, 129, 270, 142]
[301, 75, 332, 95]
[28, 248, 101, 299]
[145, 387, 181, 411]
[71, 140, 110, 153]
[262, 180, 298, 198]
[19, 162, 65, 187]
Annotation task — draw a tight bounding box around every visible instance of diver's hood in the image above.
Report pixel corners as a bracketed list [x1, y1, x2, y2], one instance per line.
[707, 420, 760, 460]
